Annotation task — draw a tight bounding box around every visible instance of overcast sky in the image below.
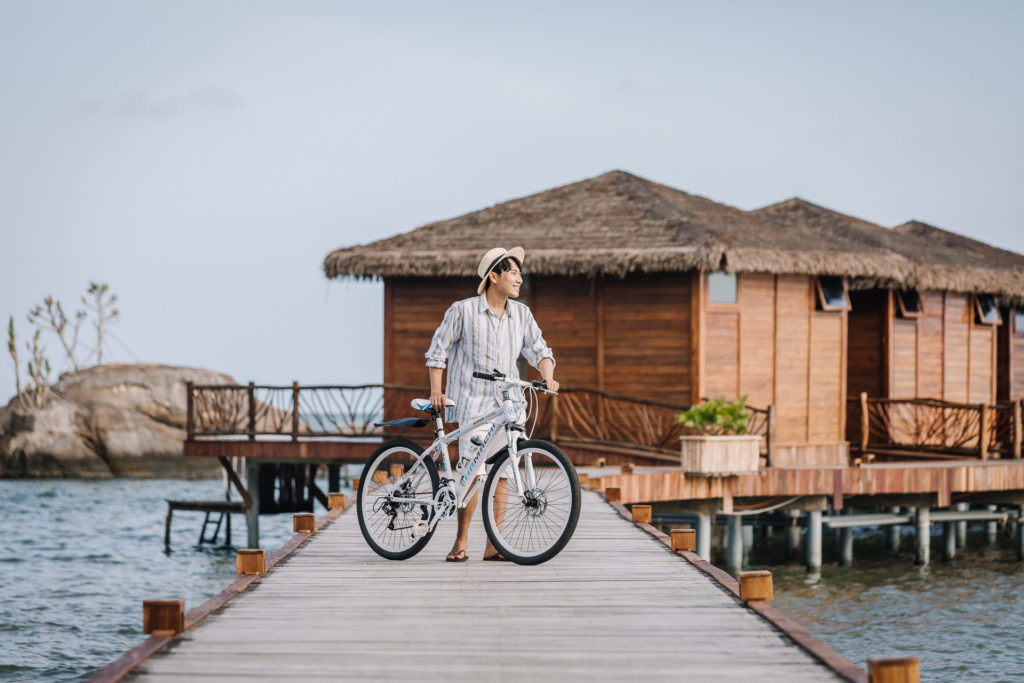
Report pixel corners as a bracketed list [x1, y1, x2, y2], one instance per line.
[2, 1, 1022, 398]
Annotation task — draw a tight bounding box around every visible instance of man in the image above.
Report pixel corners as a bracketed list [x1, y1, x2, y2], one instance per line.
[425, 246, 559, 562]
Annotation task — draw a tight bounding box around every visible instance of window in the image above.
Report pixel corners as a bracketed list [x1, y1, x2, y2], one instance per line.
[974, 294, 1002, 325]
[1016, 308, 1024, 336]
[708, 271, 737, 304]
[815, 276, 850, 311]
[896, 289, 924, 319]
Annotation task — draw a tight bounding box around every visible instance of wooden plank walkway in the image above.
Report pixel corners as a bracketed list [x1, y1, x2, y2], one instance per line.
[129, 491, 846, 682]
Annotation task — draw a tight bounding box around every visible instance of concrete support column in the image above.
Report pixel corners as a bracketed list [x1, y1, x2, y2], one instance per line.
[986, 505, 998, 546]
[806, 510, 822, 572]
[786, 510, 802, 561]
[956, 502, 969, 549]
[727, 515, 743, 575]
[741, 524, 753, 566]
[1018, 507, 1024, 562]
[246, 460, 261, 548]
[697, 513, 712, 561]
[887, 506, 902, 553]
[839, 527, 854, 566]
[915, 506, 931, 566]
[943, 522, 956, 561]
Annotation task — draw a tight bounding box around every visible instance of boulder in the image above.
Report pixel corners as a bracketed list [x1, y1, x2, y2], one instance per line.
[0, 364, 236, 478]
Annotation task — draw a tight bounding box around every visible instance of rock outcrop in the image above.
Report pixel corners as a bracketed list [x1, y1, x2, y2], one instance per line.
[0, 364, 235, 478]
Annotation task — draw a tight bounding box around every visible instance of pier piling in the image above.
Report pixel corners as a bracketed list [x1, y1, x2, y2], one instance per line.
[786, 510, 801, 560]
[246, 461, 260, 548]
[986, 505, 998, 546]
[915, 507, 930, 566]
[727, 515, 743, 574]
[697, 513, 712, 560]
[943, 522, 956, 561]
[839, 526, 853, 566]
[806, 510, 822, 572]
[1018, 506, 1024, 561]
[956, 502, 968, 549]
[887, 507, 902, 552]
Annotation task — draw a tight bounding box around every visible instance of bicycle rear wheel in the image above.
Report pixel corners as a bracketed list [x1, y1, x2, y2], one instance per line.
[357, 439, 439, 560]
[481, 439, 580, 565]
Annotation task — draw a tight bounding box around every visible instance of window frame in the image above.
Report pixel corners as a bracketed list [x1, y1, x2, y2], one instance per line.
[1015, 307, 1024, 337]
[815, 275, 851, 312]
[895, 289, 925, 319]
[707, 270, 739, 307]
[973, 293, 1002, 326]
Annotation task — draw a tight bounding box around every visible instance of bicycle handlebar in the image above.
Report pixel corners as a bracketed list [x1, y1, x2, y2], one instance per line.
[473, 370, 556, 394]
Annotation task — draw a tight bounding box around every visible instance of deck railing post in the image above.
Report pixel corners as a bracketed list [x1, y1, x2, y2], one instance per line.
[186, 381, 194, 441]
[765, 404, 773, 467]
[1013, 400, 1022, 459]
[860, 392, 869, 452]
[247, 382, 256, 442]
[980, 404, 990, 459]
[292, 381, 300, 442]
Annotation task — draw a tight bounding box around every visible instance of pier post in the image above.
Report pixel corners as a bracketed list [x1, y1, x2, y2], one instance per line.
[986, 505, 998, 546]
[727, 515, 743, 575]
[697, 513, 712, 561]
[741, 523, 753, 566]
[915, 507, 930, 566]
[806, 511, 822, 572]
[246, 460, 261, 548]
[786, 510, 801, 560]
[839, 527, 853, 566]
[887, 507, 901, 552]
[956, 502, 968, 549]
[943, 522, 956, 561]
[1018, 506, 1024, 561]
[328, 465, 340, 494]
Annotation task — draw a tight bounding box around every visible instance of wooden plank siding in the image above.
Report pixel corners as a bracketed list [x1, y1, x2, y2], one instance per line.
[773, 276, 812, 444]
[704, 309, 739, 400]
[845, 290, 885, 443]
[808, 313, 844, 443]
[738, 273, 776, 410]
[943, 293, 971, 402]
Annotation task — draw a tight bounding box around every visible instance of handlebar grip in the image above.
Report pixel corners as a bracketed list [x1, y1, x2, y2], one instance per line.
[473, 371, 494, 381]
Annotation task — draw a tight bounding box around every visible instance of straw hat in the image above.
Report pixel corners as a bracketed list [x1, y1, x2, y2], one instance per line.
[476, 246, 525, 294]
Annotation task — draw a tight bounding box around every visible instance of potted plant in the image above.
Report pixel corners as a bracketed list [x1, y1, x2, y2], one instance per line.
[676, 396, 761, 474]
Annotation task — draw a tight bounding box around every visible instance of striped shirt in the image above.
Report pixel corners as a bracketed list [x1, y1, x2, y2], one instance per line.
[425, 294, 555, 424]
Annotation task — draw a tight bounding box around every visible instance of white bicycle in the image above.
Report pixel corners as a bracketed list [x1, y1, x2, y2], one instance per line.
[357, 370, 581, 565]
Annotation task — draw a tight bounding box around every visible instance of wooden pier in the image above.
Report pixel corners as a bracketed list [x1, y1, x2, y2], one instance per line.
[96, 491, 871, 682]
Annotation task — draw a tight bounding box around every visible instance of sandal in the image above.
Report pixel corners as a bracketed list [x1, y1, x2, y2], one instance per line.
[482, 553, 508, 561]
[446, 549, 468, 562]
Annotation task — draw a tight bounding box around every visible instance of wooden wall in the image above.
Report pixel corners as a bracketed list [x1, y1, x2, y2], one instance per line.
[385, 273, 692, 405]
[998, 307, 1024, 401]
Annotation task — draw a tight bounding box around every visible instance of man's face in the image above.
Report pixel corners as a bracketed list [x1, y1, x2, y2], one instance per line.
[489, 263, 522, 298]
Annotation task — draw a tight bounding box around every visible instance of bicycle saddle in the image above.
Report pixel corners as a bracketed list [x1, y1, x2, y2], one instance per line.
[371, 398, 455, 428]
[410, 397, 455, 412]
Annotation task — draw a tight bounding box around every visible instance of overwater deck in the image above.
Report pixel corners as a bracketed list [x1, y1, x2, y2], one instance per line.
[109, 491, 860, 682]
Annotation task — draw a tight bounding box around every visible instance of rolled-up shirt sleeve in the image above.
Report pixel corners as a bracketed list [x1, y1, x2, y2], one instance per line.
[520, 308, 555, 370]
[425, 302, 463, 369]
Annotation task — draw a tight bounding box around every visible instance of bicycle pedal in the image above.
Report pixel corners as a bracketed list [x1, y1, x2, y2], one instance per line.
[411, 520, 429, 538]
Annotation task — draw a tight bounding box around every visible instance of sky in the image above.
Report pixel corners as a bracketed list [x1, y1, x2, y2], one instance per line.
[2, 1, 1023, 398]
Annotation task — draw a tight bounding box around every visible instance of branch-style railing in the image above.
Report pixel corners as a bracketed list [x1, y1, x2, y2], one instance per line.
[187, 382, 773, 461]
[849, 393, 1024, 459]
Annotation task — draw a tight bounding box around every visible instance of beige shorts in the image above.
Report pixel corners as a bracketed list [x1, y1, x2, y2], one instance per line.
[458, 422, 508, 478]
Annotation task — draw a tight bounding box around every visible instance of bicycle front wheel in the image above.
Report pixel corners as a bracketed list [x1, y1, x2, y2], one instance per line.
[481, 439, 581, 565]
[357, 439, 439, 560]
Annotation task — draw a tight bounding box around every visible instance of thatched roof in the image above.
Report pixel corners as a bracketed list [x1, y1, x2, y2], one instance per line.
[324, 170, 1024, 303]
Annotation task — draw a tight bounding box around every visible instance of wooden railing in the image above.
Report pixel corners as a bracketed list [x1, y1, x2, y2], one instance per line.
[187, 382, 773, 460]
[849, 393, 1024, 459]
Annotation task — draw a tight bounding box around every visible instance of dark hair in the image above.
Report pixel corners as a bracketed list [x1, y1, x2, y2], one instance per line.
[484, 257, 522, 292]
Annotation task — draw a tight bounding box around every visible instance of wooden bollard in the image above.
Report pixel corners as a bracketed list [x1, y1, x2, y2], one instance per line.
[143, 599, 184, 635]
[328, 492, 347, 510]
[352, 477, 360, 491]
[578, 473, 590, 488]
[372, 471, 387, 484]
[868, 655, 920, 683]
[739, 570, 774, 603]
[672, 528, 696, 552]
[605, 487, 621, 503]
[390, 464, 404, 479]
[293, 512, 315, 533]
[632, 504, 652, 524]
[621, 463, 635, 475]
[236, 549, 266, 576]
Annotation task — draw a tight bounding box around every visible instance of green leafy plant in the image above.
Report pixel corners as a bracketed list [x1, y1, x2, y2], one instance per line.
[676, 396, 750, 435]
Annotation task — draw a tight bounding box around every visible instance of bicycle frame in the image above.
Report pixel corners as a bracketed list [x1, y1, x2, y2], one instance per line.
[382, 379, 543, 534]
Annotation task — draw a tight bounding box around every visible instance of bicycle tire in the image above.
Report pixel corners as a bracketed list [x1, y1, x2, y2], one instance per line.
[481, 439, 581, 565]
[357, 439, 439, 560]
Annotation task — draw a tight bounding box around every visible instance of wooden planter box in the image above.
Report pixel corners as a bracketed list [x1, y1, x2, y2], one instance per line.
[680, 435, 761, 475]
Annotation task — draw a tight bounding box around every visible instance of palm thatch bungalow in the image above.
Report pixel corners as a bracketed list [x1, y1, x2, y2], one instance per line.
[324, 171, 1024, 466]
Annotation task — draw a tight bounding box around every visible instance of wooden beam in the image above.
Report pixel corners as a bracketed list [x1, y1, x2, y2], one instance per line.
[217, 456, 252, 508]
[691, 270, 706, 406]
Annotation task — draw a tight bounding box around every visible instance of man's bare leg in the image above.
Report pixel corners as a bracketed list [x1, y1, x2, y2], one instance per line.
[447, 489, 478, 560]
[483, 479, 508, 559]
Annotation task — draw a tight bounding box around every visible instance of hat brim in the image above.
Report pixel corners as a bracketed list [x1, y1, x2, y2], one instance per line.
[476, 247, 525, 294]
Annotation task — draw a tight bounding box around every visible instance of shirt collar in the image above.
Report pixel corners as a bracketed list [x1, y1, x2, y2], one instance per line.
[478, 293, 509, 319]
